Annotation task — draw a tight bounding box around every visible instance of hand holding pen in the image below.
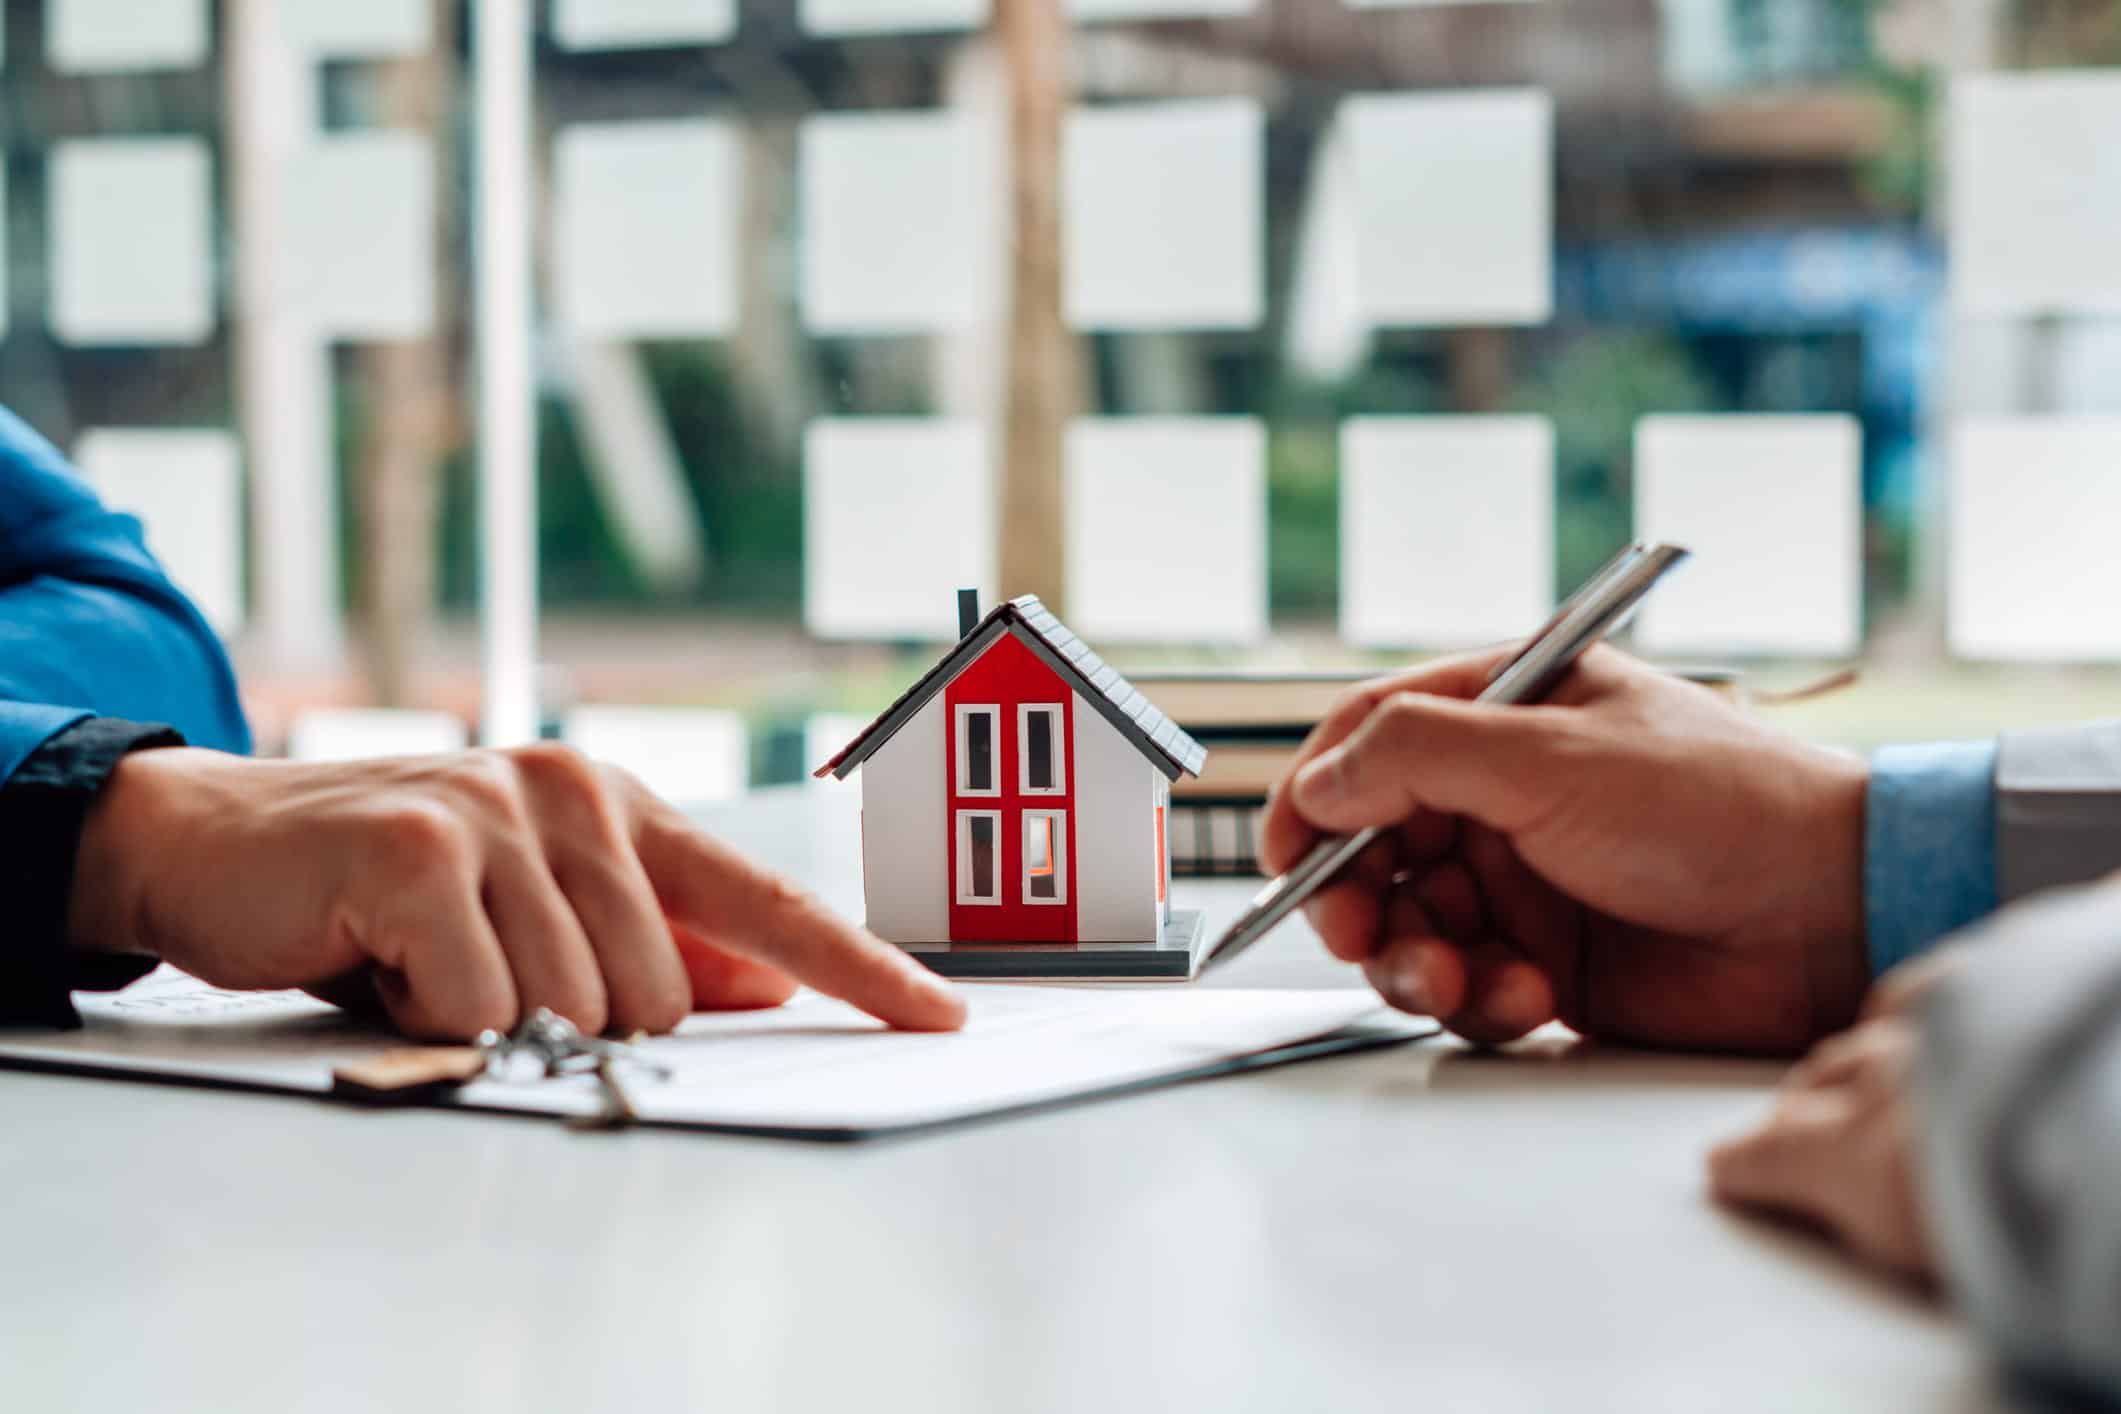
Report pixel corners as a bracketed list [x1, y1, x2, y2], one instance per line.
[1251, 562, 1876, 1056]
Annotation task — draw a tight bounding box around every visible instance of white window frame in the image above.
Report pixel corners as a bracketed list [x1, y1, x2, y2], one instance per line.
[1021, 809, 1069, 906]
[1018, 702, 1066, 796]
[955, 810, 1002, 905]
[954, 704, 1000, 798]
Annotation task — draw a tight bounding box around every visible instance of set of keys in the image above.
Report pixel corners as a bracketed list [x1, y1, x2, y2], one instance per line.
[332, 1007, 672, 1131]
[479, 1008, 674, 1130]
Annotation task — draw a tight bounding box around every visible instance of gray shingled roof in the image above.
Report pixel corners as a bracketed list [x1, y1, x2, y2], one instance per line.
[813, 596, 1208, 784]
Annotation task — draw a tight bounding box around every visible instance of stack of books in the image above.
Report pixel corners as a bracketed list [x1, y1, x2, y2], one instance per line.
[1130, 671, 1371, 878]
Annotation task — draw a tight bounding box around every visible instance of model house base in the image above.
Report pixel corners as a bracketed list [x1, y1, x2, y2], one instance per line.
[898, 907, 1210, 980]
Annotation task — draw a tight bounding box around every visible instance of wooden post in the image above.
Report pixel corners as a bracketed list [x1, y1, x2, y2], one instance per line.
[993, 0, 1079, 614]
[1445, 328, 1510, 414]
[354, 0, 457, 707]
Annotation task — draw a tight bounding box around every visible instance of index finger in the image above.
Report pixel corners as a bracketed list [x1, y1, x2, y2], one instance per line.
[628, 794, 966, 1032]
[1261, 647, 1513, 875]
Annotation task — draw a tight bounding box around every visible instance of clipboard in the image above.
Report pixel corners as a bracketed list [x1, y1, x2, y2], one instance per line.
[0, 968, 1436, 1142]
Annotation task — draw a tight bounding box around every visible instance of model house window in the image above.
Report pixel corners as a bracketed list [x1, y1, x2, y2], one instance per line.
[1023, 811, 1068, 904]
[1019, 704, 1064, 795]
[956, 810, 1000, 904]
[955, 705, 998, 796]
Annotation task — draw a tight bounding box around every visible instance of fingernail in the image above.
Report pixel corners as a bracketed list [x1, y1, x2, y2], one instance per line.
[1393, 958, 1432, 1015]
[1296, 753, 1346, 804]
[1493, 966, 1542, 1023]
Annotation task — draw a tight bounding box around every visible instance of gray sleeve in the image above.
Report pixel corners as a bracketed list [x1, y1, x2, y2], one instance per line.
[1914, 883, 2121, 1398]
[1997, 721, 2121, 903]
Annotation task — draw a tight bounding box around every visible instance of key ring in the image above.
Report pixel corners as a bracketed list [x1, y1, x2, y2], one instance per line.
[476, 1008, 674, 1083]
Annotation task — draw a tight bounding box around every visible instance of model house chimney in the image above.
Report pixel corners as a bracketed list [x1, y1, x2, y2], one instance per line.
[957, 589, 980, 639]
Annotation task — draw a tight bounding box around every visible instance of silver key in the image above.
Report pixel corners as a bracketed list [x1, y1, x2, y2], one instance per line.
[477, 1007, 668, 1130]
[571, 1057, 641, 1132]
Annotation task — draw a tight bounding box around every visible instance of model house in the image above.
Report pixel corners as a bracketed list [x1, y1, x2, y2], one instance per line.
[815, 594, 1207, 950]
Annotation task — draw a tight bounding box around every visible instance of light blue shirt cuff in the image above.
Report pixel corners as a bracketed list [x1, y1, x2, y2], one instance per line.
[1864, 739, 1998, 978]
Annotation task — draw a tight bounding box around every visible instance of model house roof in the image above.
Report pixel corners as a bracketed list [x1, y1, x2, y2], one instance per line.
[814, 596, 1208, 784]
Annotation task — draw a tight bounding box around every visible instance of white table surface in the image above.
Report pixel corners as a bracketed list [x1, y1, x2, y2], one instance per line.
[0, 787, 1995, 1413]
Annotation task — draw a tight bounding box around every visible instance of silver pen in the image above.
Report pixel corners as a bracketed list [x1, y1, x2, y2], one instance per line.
[1198, 541, 1692, 975]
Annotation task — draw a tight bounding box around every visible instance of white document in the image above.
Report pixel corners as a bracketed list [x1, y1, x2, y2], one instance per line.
[0, 969, 1422, 1139]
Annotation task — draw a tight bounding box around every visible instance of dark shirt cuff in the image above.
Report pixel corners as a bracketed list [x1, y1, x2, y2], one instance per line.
[0, 717, 184, 1029]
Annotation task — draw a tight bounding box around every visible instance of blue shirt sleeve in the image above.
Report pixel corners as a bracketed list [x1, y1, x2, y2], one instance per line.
[1865, 739, 1999, 977]
[0, 406, 250, 778]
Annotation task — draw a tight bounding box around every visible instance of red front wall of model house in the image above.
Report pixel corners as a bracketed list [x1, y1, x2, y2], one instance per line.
[943, 634, 1080, 943]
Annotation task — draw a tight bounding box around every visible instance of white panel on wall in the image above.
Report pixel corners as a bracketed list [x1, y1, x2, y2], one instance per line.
[1065, 418, 1266, 644]
[1344, 89, 1552, 327]
[1951, 72, 2121, 317]
[800, 112, 997, 334]
[1340, 416, 1553, 648]
[288, 709, 469, 762]
[552, 0, 736, 49]
[280, 133, 434, 339]
[800, 0, 985, 34]
[1069, 0, 1255, 17]
[76, 429, 242, 634]
[553, 119, 739, 338]
[1951, 417, 2121, 660]
[562, 706, 750, 806]
[47, 0, 207, 73]
[1064, 99, 1263, 331]
[279, 0, 431, 58]
[50, 137, 214, 346]
[1631, 415, 1861, 657]
[804, 419, 995, 640]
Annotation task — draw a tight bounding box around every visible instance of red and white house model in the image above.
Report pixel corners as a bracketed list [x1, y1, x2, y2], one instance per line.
[815, 595, 1209, 971]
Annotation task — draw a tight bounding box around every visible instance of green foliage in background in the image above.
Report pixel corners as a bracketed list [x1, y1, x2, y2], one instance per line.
[1261, 334, 1729, 618]
[436, 345, 804, 612]
[643, 344, 804, 611]
[1265, 364, 1443, 617]
[436, 398, 646, 609]
[1856, 61, 1934, 216]
[1510, 331, 1715, 595]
